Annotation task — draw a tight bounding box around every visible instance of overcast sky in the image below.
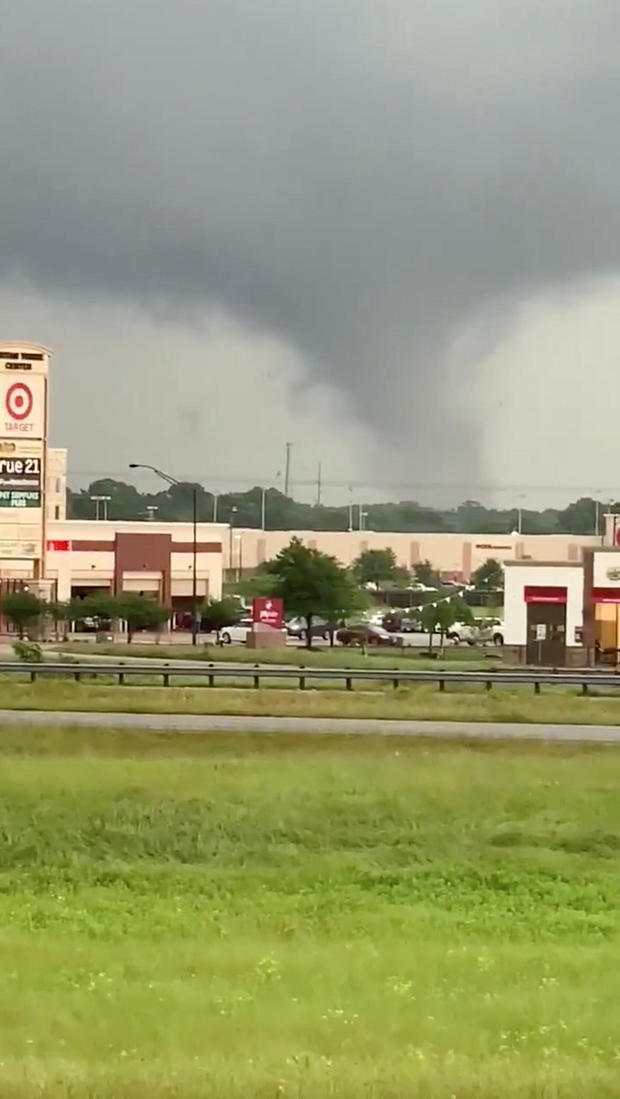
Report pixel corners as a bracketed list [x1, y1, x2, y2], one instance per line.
[1, 0, 620, 505]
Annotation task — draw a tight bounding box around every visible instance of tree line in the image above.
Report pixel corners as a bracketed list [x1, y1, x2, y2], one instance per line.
[67, 480, 612, 535]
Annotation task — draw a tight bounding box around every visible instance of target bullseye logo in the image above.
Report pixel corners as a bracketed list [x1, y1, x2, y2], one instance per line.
[5, 383, 33, 422]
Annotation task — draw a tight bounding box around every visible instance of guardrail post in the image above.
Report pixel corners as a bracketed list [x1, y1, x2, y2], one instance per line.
[163, 673, 170, 687]
[392, 678, 399, 689]
[534, 681, 540, 695]
[208, 674, 214, 687]
[485, 680, 492, 691]
[253, 674, 260, 689]
[119, 672, 125, 685]
[439, 679, 445, 692]
[30, 670, 36, 684]
[299, 676, 306, 690]
[582, 682, 589, 696]
[74, 670, 82, 683]
[346, 676, 352, 691]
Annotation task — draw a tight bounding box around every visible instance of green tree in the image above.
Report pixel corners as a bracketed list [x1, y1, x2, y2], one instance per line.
[116, 595, 170, 643]
[414, 560, 440, 587]
[556, 497, 598, 535]
[265, 538, 361, 648]
[352, 548, 400, 591]
[471, 558, 504, 591]
[201, 598, 238, 641]
[421, 600, 460, 653]
[68, 592, 119, 629]
[0, 590, 44, 638]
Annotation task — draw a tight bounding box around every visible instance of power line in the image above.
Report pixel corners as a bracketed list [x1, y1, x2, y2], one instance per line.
[67, 469, 620, 495]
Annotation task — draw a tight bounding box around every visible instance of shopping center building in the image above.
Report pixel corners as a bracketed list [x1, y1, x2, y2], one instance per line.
[0, 343, 225, 611]
[1, 340, 618, 655]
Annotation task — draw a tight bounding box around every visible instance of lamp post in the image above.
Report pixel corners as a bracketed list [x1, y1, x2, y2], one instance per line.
[129, 463, 199, 646]
[228, 506, 238, 580]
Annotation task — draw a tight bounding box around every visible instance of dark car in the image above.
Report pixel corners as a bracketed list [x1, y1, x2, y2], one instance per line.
[382, 615, 421, 634]
[336, 624, 399, 647]
[285, 616, 331, 641]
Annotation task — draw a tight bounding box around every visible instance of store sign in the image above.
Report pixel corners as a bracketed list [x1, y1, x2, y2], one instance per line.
[252, 597, 284, 628]
[593, 553, 620, 588]
[475, 543, 512, 550]
[0, 374, 45, 438]
[524, 586, 567, 604]
[0, 453, 41, 509]
[46, 540, 71, 552]
[0, 539, 38, 559]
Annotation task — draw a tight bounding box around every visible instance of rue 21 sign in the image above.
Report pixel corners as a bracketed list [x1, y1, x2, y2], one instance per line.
[0, 454, 42, 509]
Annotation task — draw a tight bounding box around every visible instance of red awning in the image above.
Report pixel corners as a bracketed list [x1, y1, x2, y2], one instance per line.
[592, 587, 620, 604]
[524, 585, 567, 604]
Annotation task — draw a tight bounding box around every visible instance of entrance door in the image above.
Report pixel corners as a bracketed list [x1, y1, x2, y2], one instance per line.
[526, 602, 567, 666]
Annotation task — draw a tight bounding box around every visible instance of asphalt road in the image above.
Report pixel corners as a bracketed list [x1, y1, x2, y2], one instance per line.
[0, 709, 620, 741]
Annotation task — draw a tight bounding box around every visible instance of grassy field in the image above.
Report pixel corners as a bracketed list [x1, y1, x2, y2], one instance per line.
[0, 727, 619, 1096]
[56, 639, 507, 670]
[2, 677, 620, 724]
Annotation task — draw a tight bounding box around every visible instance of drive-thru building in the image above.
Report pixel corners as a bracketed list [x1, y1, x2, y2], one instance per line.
[504, 523, 620, 665]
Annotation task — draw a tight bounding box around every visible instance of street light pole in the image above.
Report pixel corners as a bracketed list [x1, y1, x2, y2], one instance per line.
[228, 506, 238, 580]
[129, 463, 199, 646]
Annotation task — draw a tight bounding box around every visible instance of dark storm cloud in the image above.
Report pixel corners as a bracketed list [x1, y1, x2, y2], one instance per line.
[1, 0, 620, 479]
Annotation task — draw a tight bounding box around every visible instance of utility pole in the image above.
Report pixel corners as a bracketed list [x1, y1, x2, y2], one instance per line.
[284, 442, 292, 497]
[348, 485, 353, 532]
[212, 492, 218, 522]
[316, 462, 322, 507]
[261, 487, 266, 530]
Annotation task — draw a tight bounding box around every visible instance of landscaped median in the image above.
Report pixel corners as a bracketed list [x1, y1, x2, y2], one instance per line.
[54, 640, 506, 671]
[2, 678, 620, 724]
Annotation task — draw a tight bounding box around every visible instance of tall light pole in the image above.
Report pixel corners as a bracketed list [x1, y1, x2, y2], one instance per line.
[228, 505, 238, 580]
[129, 463, 199, 646]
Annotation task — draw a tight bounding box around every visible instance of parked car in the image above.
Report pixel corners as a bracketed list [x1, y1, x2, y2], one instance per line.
[382, 615, 422, 634]
[285, 616, 331, 641]
[220, 618, 253, 644]
[446, 621, 479, 645]
[336, 624, 399, 647]
[447, 619, 504, 645]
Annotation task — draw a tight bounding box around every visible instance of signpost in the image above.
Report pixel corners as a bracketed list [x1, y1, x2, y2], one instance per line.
[0, 346, 50, 578]
[252, 597, 284, 629]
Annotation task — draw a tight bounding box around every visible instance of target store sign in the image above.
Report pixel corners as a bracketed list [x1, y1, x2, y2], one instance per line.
[0, 374, 44, 437]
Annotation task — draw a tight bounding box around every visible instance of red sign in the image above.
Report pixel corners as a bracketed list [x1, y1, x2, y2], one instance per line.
[46, 540, 71, 552]
[524, 586, 567, 604]
[592, 587, 620, 604]
[252, 597, 284, 628]
[6, 383, 33, 421]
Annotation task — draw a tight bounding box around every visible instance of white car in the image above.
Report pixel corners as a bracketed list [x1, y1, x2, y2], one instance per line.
[448, 620, 504, 646]
[220, 618, 253, 644]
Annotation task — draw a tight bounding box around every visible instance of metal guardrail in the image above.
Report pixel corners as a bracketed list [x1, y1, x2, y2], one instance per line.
[4, 661, 620, 694]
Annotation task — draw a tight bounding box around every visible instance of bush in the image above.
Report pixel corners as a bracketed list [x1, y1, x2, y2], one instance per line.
[12, 640, 43, 663]
[1, 590, 44, 638]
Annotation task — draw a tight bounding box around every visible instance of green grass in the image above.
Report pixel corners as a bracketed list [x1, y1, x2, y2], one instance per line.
[56, 639, 507, 670]
[0, 729, 620, 1095]
[3, 677, 620, 724]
